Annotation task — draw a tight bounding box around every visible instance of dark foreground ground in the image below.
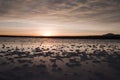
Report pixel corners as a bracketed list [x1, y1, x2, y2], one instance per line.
[0, 37, 120, 80]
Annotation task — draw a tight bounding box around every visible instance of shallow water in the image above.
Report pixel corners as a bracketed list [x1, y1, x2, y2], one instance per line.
[0, 37, 120, 80]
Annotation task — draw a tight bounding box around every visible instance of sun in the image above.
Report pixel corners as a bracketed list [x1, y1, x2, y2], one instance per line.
[42, 31, 53, 36]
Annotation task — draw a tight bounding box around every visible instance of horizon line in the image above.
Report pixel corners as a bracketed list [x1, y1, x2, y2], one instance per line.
[0, 33, 120, 39]
[0, 33, 119, 37]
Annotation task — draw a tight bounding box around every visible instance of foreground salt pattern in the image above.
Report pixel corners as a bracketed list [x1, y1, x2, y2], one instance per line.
[0, 37, 120, 80]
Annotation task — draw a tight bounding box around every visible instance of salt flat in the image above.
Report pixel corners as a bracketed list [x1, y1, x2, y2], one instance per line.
[0, 37, 120, 80]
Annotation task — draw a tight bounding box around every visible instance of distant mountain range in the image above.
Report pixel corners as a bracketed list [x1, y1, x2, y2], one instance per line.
[0, 33, 120, 39]
[101, 33, 120, 39]
[103, 33, 120, 36]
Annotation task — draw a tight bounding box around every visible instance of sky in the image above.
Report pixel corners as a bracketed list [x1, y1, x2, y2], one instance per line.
[0, 0, 120, 36]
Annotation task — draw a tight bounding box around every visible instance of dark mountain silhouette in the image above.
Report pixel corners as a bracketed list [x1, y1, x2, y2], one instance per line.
[103, 33, 119, 36]
[102, 33, 120, 39]
[103, 33, 114, 36]
[0, 33, 120, 39]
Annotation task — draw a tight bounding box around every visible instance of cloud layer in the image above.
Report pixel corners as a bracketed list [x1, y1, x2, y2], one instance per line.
[0, 0, 120, 36]
[0, 0, 119, 23]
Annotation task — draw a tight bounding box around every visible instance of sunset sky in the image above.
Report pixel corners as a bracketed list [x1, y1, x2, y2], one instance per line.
[0, 0, 120, 36]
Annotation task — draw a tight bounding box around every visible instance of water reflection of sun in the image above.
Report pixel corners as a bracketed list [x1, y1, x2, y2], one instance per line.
[42, 39, 54, 47]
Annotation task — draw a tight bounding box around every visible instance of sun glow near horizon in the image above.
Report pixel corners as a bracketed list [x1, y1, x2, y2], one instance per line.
[40, 31, 56, 36]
